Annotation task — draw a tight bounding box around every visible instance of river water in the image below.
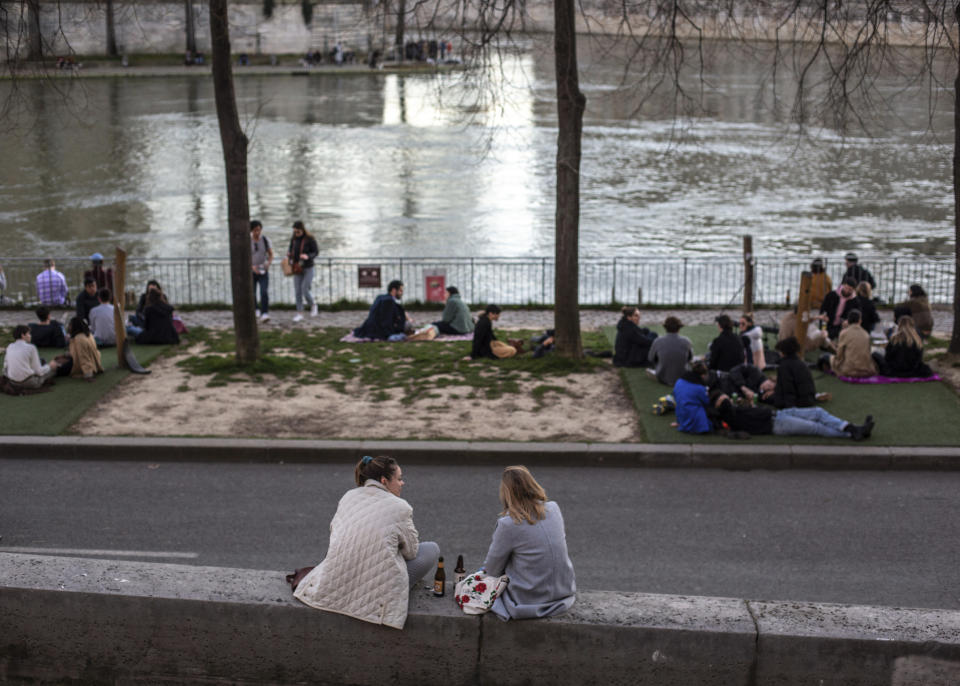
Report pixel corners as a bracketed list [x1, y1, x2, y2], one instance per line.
[0, 38, 954, 260]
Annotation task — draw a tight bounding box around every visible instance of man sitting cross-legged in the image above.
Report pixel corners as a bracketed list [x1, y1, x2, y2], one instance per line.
[2, 325, 60, 390]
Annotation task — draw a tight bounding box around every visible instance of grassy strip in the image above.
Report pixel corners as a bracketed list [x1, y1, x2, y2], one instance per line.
[0, 344, 169, 435]
[605, 325, 960, 446]
[177, 327, 612, 406]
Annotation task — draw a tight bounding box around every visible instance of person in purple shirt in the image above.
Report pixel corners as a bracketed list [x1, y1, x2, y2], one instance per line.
[35, 259, 68, 305]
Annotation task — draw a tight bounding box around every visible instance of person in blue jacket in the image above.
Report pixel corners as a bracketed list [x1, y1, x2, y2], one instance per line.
[353, 280, 411, 340]
[673, 360, 712, 434]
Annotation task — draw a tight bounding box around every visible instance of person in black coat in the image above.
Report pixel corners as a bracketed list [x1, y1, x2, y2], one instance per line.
[854, 282, 879, 333]
[716, 363, 775, 404]
[843, 252, 876, 291]
[353, 280, 409, 340]
[136, 289, 180, 344]
[28, 306, 67, 348]
[772, 337, 818, 408]
[613, 307, 658, 367]
[471, 305, 500, 359]
[75, 278, 100, 322]
[708, 314, 745, 372]
[820, 278, 858, 339]
[880, 316, 933, 377]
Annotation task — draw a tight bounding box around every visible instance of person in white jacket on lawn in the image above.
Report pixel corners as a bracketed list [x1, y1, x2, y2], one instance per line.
[293, 455, 440, 629]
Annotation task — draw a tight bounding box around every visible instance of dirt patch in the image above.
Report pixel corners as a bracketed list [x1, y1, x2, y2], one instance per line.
[73, 350, 642, 442]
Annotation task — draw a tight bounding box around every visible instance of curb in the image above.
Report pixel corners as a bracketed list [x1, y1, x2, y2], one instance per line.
[2, 436, 960, 470]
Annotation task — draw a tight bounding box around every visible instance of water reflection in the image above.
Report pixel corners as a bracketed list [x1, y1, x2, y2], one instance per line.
[0, 40, 953, 260]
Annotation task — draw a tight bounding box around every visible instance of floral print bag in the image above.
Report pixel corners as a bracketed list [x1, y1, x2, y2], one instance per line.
[454, 572, 509, 615]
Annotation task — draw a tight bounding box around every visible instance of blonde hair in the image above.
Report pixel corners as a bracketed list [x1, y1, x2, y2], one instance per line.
[857, 281, 872, 299]
[891, 315, 923, 349]
[499, 466, 547, 525]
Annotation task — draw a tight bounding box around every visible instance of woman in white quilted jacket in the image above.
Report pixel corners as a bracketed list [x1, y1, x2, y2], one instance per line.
[481, 465, 577, 620]
[293, 455, 440, 629]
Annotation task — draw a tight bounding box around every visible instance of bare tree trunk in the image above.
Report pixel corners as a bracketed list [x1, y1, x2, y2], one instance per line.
[185, 0, 197, 55]
[209, 0, 259, 364]
[394, 0, 406, 62]
[27, 0, 42, 60]
[951, 48, 960, 354]
[105, 0, 118, 57]
[553, 0, 585, 359]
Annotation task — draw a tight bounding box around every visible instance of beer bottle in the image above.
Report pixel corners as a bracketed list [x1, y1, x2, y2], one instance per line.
[454, 555, 466, 585]
[433, 556, 446, 596]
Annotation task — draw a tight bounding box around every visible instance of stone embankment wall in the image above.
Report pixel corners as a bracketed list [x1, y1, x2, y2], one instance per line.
[5, 1, 939, 59]
[3, 552, 960, 685]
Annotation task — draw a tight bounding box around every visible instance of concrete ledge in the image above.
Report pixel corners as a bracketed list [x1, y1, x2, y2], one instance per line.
[2, 554, 960, 685]
[3, 436, 960, 471]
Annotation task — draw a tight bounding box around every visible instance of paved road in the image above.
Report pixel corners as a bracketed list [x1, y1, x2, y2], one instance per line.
[2, 460, 958, 610]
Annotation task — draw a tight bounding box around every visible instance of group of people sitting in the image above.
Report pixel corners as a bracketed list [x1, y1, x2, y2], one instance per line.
[610, 273, 936, 440]
[350, 280, 533, 361]
[1, 278, 181, 394]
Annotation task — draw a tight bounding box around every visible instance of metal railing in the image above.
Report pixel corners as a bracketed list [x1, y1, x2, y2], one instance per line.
[0, 255, 954, 307]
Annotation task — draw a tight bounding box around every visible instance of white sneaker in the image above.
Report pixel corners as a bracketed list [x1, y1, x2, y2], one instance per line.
[310, 303, 318, 317]
[292, 313, 304, 323]
[260, 312, 270, 322]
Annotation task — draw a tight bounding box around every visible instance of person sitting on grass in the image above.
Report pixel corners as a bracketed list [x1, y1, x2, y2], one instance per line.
[771, 336, 821, 408]
[432, 286, 474, 335]
[738, 313, 766, 369]
[613, 306, 658, 368]
[28, 306, 67, 348]
[877, 315, 933, 378]
[708, 314, 744, 372]
[2, 325, 60, 391]
[827, 309, 877, 378]
[647, 316, 693, 387]
[470, 305, 519, 359]
[778, 307, 832, 355]
[672, 360, 712, 435]
[130, 280, 165, 328]
[128, 289, 180, 345]
[715, 362, 775, 405]
[894, 284, 934, 339]
[709, 389, 874, 441]
[820, 277, 858, 340]
[855, 281, 880, 333]
[67, 317, 103, 382]
[354, 280, 413, 341]
[75, 277, 100, 323]
[88, 288, 116, 347]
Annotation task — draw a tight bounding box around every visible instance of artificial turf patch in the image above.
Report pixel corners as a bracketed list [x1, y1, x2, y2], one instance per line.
[0, 343, 169, 436]
[605, 324, 960, 446]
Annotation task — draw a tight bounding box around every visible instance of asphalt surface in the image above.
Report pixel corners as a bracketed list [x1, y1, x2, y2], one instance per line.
[2, 460, 958, 610]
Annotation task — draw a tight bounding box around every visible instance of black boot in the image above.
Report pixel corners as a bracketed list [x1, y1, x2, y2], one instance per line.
[845, 422, 865, 441]
[861, 415, 875, 439]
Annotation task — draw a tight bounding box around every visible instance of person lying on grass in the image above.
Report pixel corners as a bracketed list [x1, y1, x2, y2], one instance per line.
[706, 389, 874, 441]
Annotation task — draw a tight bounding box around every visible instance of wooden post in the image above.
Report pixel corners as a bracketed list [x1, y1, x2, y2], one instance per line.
[743, 235, 754, 313]
[113, 248, 128, 369]
[796, 271, 813, 354]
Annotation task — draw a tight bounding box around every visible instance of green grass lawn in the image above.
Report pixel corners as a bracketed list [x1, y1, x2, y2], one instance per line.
[177, 327, 613, 406]
[606, 324, 960, 446]
[0, 344, 169, 436]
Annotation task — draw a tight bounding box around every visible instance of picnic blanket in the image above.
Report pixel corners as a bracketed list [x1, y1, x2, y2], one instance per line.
[340, 332, 474, 343]
[835, 373, 942, 384]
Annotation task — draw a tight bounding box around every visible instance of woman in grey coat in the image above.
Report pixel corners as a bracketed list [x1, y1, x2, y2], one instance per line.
[481, 466, 576, 620]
